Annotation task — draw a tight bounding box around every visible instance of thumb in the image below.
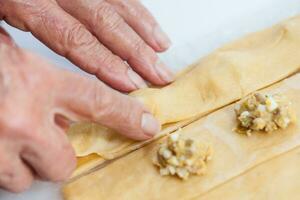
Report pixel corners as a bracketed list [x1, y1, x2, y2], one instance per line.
[53, 71, 160, 140]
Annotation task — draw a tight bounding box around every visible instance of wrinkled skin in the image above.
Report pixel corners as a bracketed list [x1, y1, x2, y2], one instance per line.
[0, 28, 161, 192]
[0, 0, 172, 192]
[0, 0, 174, 92]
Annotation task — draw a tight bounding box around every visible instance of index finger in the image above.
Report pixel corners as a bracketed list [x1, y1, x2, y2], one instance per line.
[4, 0, 145, 92]
[53, 70, 160, 140]
[56, 0, 174, 86]
[107, 0, 171, 52]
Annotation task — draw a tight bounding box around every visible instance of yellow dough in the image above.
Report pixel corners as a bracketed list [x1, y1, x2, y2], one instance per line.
[131, 15, 300, 124]
[70, 154, 104, 179]
[67, 123, 133, 158]
[68, 15, 300, 177]
[196, 146, 300, 200]
[68, 118, 195, 177]
[63, 73, 300, 200]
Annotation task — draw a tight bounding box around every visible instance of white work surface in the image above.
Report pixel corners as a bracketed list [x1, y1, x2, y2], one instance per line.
[1, 0, 300, 199]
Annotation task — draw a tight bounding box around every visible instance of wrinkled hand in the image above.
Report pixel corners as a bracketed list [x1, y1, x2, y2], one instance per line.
[0, 0, 174, 92]
[0, 29, 160, 193]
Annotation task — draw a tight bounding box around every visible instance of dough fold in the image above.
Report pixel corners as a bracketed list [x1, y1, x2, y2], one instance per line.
[68, 15, 300, 177]
[63, 73, 300, 200]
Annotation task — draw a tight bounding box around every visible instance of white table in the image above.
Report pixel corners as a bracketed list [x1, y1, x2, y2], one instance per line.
[1, 0, 299, 199]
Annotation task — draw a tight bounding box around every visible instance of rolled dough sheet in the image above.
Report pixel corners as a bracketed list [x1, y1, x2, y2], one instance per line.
[68, 15, 300, 177]
[131, 14, 300, 124]
[63, 73, 300, 200]
[195, 146, 300, 200]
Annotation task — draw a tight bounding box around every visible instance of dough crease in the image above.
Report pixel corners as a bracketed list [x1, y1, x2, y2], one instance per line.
[63, 73, 300, 200]
[68, 15, 300, 178]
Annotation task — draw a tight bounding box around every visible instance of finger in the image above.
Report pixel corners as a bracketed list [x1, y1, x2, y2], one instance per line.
[54, 70, 160, 140]
[0, 144, 33, 193]
[21, 126, 76, 182]
[57, 0, 174, 85]
[3, 0, 146, 92]
[107, 0, 171, 52]
[0, 48, 76, 182]
[0, 27, 15, 46]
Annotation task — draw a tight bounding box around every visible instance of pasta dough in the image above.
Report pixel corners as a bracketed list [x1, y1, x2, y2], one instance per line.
[131, 15, 300, 124]
[69, 118, 195, 177]
[63, 73, 300, 200]
[68, 15, 300, 177]
[70, 154, 104, 180]
[196, 146, 300, 200]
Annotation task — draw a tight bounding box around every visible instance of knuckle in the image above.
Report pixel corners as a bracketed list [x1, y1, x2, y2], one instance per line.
[108, 0, 138, 17]
[5, 0, 53, 31]
[0, 114, 36, 139]
[0, 166, 14, 182]
[91, 85, 141, 128]
[45, 142, 76, 182]
[95, 2, 123, 32]
[132, 38, 146, 52]
[121, 0, 138, 15]
[27, 0, 53, 17]
[59, 23, 99, 71]
[96, 54, 123, 75]
[0, 166, 32, 193]
[97, 52, 114, 69]
[10, 176, 33, 193]
[0, 112, 45, 147]
[130, 38, 148, 58]
[62, 22, 95, 54]
[90, 82, 116, 120]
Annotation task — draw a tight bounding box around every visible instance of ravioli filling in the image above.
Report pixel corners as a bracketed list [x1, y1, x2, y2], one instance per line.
[235, 93, 295, 136]
[153, 132, 212, 180]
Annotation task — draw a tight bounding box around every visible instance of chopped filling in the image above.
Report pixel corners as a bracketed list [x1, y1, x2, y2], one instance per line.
[235, 93, 296, 136]
[153, 131, 212, 180]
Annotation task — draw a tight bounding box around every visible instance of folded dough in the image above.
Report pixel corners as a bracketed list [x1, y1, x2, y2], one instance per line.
[63, 73, 300, 200]
[70, 154, 104, 180]
[68, 15, 300, 177]
[68, 118, 195, 177]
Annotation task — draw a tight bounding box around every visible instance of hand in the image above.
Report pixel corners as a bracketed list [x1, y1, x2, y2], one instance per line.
[0, 0, 174, 92]
[0, 28, 160, 192]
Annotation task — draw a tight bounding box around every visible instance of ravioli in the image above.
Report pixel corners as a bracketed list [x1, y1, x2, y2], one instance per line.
[63, 73, 300, 200]
[68, 15, 300, 178]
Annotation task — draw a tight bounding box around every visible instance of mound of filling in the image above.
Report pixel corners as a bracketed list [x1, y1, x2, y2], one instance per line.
[235, 93, 296, 136]
[153, 132, 212, 180]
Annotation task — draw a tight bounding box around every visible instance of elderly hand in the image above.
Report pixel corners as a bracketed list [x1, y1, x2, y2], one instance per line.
[0, 0, 174, 92]
[0, 28, 160, 193]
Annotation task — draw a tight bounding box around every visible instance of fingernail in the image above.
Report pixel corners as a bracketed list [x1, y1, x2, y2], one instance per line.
[155, 60, 174, 83]
[154, 26, 172, 50]
[141, 113, 160, 137]
[127, 68, 148, 89]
